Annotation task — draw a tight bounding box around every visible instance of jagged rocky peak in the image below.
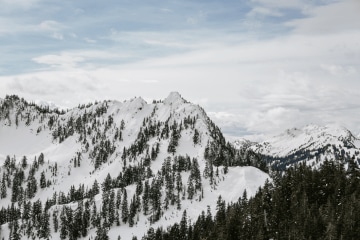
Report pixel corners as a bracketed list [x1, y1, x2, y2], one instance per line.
[250, 123, 360, 170]
[299, 124, 356, 143]
[130, 96, 147, 104]
[163, 91, 187, 105]
[233, 138, 255, 149]
[274, 124, 354, 142]
[122, 96, 147, 110]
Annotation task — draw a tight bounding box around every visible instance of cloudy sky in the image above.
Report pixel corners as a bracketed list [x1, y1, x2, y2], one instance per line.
[0, 0, 359, 140]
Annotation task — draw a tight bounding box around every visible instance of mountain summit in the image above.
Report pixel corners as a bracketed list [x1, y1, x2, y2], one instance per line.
[248, 124, 360, 170]
[163, 91, 186, 105]
[0, 93, 268, 239]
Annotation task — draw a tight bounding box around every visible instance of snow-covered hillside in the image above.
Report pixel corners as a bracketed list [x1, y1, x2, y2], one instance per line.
[244, 124, 360, 170]
[0, 93, 268, 240]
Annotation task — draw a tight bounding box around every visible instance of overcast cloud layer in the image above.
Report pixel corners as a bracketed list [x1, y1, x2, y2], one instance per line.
[0, 0, 359, 141]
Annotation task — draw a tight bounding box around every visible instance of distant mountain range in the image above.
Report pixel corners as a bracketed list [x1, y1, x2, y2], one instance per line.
[1, 92, 358, 239]
[234, 124, 360, 170]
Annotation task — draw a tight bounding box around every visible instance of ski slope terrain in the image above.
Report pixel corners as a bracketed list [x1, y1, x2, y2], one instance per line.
[0, 93, 269, 239]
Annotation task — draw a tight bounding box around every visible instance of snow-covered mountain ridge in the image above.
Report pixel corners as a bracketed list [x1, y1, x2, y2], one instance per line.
[0, 93, 268, 239]
[235, 124, 360, 170]
[255, 124, 358, 156]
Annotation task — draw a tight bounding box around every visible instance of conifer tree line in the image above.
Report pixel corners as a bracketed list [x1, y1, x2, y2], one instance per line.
[0, 152, 207, 239]
[0, 94, 271, 239]
[0, 94, 264, 175]
[6, 94, 358, 239]
[142, 158, 360, 240]
[262, 143, 360, 170]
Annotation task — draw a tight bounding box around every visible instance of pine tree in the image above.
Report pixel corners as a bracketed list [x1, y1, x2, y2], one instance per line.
[108, 190, 116, 225]
[21, 156, 28, 169]
[10, 220, 21, 240]
[40, 171, 47, 188]
[116, 189, 122, 209]
[121, 189, 129, 223]
[64, 207, 75, 240]
[92, 179, 100, 196]
[179, 210, 188, 240]
[22, 201, 31, 222]
[187, 179, 194, 200]
[1, 174, 7, 199]
[82, 201, 91, 237]
[101, 190, 109, 220]
[191, 158, 202, 191]
[102, 173, 112, 192]
[39, 212, 51, 239]
[11, 173, 20, 203]
[149, 178, 162, 223]
[73, 202, 83, 239]
[38, 152, 45, 165]
[91, 203, 98, 228]
[60, 208, 68, 240]
[116, 210, 120, 226]
[193, 129, 199, 145]
[95, 225, 109, 240]
[215, 195, 226, 238]
[53, 210, 59, 233]
[129, 195, 136, 227]
[142, 180, 150, 215]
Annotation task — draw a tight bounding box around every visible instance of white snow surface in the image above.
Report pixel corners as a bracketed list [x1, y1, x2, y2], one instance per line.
[105, 166, 267, 240]
[0, 92, 270, 240]
[252, 124, 357, 157]
[0, 122, 53, 157]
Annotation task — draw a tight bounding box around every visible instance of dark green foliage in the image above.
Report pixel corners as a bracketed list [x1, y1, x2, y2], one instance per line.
[193, 129, 200, 145]
[167, 121, 181, 154]
[40, 171, 47, 189]
[149, 177, 162, 223]
[143, 160, 360, 240]
[9, 220, 21, 240]
[122, 189, 129, 223]
[53, 210, 59, 233]
[21, 156, 28, 169]
[39, 212, 51, 239]
[95, 224, 109, 240]
[142, 180, 150, 215]
[38, 153, 45, 165]
[59, 208, 68, 239]
[102, 173, 113, 192]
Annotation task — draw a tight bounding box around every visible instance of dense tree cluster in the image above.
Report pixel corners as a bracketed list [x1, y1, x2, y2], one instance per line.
[0, 151, 207, 239]
[263, 143, 360, 171]
[143, 158, 360, 240]
[0, 95, 64, 128]
[0, 95, 264, 239]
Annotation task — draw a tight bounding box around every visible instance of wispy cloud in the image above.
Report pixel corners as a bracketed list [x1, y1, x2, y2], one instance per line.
[160, 8, 172, 13]
[247, 7, 283, 17]
[0, 0, 359, 138]
[32, 53, 84, 68]
[250, 0, 309, 10]
[287, 0, 360, 34]
[84, 37, 97, 43]
[37, 20, 66, 40]
[31, 50, 131, 69]
[186, 11, 207, 25]
[0, 0, 40, 9]
[38, 20, 64, 31]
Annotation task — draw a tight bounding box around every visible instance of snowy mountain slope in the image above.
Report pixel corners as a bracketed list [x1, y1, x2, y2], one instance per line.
[0, 93, 269, 240]
[242, 124, 360, 170]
